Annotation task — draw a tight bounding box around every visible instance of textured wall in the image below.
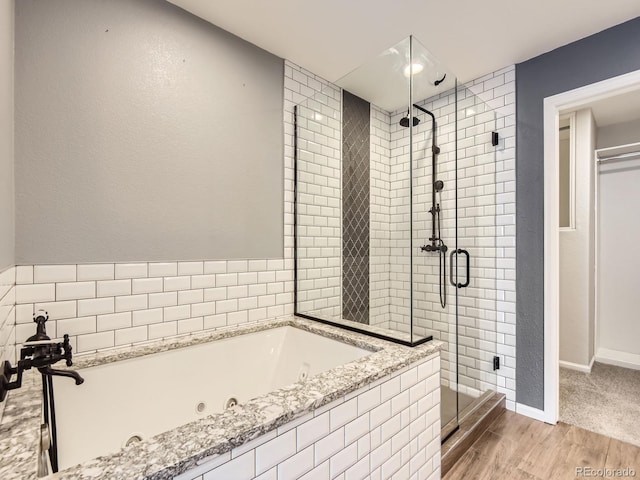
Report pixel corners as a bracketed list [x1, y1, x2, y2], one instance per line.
[515, 16, 640, 409]
[15, 0, 284, 264]
[10, 59, 321, 353]
[0, 0, 14, 271]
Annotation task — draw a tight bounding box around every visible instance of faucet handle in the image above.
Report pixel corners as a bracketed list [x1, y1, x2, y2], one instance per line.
[62, 334, 73, 367]
[33, 310, 49, 324]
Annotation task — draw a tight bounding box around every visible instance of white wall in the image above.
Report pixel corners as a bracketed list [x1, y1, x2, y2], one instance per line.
[597, 118, 640, 149]
[559, 108, 596, 368]
[597, 143, 640, 368]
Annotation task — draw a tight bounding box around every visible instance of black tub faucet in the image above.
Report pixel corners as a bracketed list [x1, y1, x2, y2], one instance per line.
[0, 311, 85, 402]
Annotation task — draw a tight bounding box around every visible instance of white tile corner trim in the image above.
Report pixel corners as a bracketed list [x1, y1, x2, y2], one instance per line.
[0, 265, 16, 426]
[176, 353, 442, 480]
[0, 265, 16, 367]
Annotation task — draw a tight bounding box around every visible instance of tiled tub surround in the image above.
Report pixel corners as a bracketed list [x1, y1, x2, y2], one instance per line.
[13, 261, 295, 354]
[0, 265, 16, 366]
[0, 266, 16, 425]
[0, 317, 443, 480]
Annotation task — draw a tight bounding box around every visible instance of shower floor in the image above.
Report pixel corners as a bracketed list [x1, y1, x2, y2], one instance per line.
[441, 385, 475, 428]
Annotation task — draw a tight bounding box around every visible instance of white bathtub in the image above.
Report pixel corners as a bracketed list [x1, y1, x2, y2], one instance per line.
[52, 325, 371, 470]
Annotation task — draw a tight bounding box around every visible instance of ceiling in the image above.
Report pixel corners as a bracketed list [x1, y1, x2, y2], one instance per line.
[334, 36, 456, 111]
[167, 0, 640, 85]
[587, 88, 640, 127]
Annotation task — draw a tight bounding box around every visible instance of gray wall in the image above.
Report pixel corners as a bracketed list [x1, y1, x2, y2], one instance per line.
[15, 0, 284, 264]
[0, 0, 14, 271]
[516, 16, 640, 409]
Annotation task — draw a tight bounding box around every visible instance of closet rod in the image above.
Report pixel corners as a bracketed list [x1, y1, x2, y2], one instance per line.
[597, 151, 640, 164]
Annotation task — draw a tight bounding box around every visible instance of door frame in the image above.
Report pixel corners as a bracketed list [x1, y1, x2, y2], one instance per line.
[542, 68, 640, 424]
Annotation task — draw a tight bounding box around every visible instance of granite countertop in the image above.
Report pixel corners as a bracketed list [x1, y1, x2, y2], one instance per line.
[0, 316, 443, 480]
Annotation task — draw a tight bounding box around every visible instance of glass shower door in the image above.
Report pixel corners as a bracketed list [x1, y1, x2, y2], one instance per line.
[410, 40, 499, 437]
[451, 84, 499, 432]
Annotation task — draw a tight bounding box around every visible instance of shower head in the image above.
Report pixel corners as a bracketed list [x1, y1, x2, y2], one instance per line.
[434, 180, 444, 192]
[399, 110, 420, 128]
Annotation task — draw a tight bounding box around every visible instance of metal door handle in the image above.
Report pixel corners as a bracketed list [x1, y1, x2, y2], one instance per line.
[449, 250, 456, 287]
[459, 249, 470, 288]
[449, 249, 470, 288]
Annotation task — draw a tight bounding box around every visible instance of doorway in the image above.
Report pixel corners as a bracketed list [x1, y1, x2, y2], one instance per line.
[543, 69, 640, 435]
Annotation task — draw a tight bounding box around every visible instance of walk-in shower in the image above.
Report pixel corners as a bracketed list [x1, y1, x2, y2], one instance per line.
[293, 35, 500, 440]
[403, 103, 449, 309]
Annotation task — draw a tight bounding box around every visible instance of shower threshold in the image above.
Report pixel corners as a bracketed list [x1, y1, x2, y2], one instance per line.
[441, 391, 506, 475]
[295, 312, 433, 346]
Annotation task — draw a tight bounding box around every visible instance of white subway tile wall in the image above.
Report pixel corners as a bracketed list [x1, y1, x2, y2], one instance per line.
[369, 105, 392, 327]
[469, 66, 516, 410]
[0, 266, 16, 367]
[286, 64, 516, 407]
[14, 260, 294, 354]
[0, 266, 16, 425]
[293, 67, 342, 321]
[176, 354, 441, 480]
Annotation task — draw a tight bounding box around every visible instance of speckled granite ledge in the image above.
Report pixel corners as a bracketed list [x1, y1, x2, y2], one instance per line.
[0, 316, 443, 480]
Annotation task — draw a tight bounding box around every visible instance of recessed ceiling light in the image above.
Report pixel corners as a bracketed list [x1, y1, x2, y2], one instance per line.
[403, 63, 424, 77]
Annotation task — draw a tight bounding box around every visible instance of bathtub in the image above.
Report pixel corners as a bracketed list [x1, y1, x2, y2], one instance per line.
[0, 317, 444, 480]
[53, 325, 372, 470]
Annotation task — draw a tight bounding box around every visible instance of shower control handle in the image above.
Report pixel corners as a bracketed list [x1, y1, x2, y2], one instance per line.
[449, 249, 470, 288]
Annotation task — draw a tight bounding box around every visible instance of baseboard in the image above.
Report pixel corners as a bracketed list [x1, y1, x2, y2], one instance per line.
[596, 347, 640, 371]
[559, 357, 594, 373]
[515, 403, 549, 423]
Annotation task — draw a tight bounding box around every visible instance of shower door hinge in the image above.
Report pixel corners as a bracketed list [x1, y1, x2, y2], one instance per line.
[493, 356, 500, 371]
[491, 131, 499, 146]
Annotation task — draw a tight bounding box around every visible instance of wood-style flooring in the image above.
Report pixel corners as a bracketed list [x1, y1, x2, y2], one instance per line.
[444, 410, 640, 480]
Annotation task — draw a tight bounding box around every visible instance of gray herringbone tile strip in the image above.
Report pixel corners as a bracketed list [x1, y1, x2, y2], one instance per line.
[342, 90, 370, 324]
